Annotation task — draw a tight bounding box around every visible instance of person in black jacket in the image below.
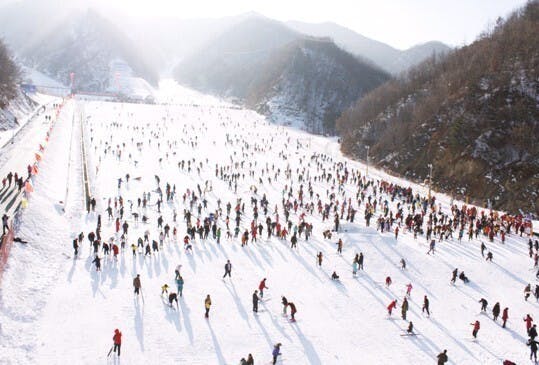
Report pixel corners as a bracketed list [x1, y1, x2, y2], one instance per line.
[223, 260, 232, 278]
[252, 290, 259, 313]
[437, 349, 448, 364]
[530, 324, 538, 340]
[492, 302, 500, 321]
[281, 296, 288, 315]
[479, 298, 488, 312]
[528, 338, 539, 362]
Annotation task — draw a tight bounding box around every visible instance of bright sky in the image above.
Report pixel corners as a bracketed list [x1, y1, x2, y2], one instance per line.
[9, 0, 530, 49]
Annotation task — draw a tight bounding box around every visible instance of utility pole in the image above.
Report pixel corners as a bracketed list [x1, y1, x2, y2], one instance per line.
[427, 163, 433, 201]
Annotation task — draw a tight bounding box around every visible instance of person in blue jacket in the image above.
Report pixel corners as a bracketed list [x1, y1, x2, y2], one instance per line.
[176, 276, 184, 297]
[272, 343, 282, 364]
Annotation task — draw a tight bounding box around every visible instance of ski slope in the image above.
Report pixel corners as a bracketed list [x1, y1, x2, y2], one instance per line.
[0, 84, 535, 365]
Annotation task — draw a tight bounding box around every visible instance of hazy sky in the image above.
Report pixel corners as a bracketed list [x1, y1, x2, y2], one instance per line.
[5, 0, 529, 49]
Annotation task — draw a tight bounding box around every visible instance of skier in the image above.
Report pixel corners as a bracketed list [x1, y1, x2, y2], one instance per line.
[336, 238, 343, 254]
[223, 259, 232, 278]
[161, 284, 169, 296]
[168, 292, 178, 308]
[331, 271, 340, 280]
[450, 268, 458, 284]
[400, 258, 406, 270]
[405, 283, 413, 297]
[176, 275, 184, 297]
[317, 252, 323, 266]
[422, 295, 430, 317]
[175, 264, 182, 279]
[528, 338, 539, 362]
[479, 298, 488, 312]
[259, 278, 269, 298]
[252, 290, 259, 313]
[436, 349, 448, 364]
[387, 299, 397, 316]
[480, 241, 486, 257]
[427, 239, 435, 255]
[492, 302, 500, 321]
[485, 251, 493, 262]
[530, 324, 538, 340]
[272, 343, 282, 365]
[112, 328, 122, 357]
[205, 294, 212, 318]
[288, 302, 297, 321]
[2, 214, 9, 235]
[502, 307, 509, 328]
[246, 354, 254, 365]
[385, 276, 392, 287]
[73, 238, 79, 257]
[281, 296, 288, 315]
[525, 314, 534, 334]
[459, 271, 469, 283]
[471, 320, 480, 339]
[407, 321, 414, 335]
[92, 255, 101, 271]
[401, 297, 409, 320]
[133, 274, 142, 296]
[525, 284, 532, 301]
[352, 260, 358, 277]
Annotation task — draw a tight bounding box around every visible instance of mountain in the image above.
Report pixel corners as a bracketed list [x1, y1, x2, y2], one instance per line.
[0, 1, 159, 92]
[175, 15, 300, 98]
[336, 1, 539, 214]
[246, 38, 390, 134]
[114, 14, 250, 76]
[286, 21, 451, 74]
[20, 9, 159, 92]
[174, 16, 389, 134]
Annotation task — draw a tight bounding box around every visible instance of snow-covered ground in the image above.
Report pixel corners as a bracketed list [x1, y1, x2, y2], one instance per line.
[0, 84, 535, 365]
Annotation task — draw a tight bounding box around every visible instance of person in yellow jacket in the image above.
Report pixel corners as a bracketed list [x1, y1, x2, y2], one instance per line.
[161, 284, 169, 295]
[205, 294, 212, 318]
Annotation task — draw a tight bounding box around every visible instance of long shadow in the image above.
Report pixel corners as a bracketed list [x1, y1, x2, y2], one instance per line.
[493, 262, 527, 286]
[287, 249, 324, 283]
[225, 279, 251, 324]
[206, 320, 227, 365]
[163, 297, 181, 332]
[67, 258, 77, 283]
[253, 313, 274, 348]
[186, 250, 197, 273]
[90, 270, 106, 299]
[134, 299, 145, 351]
[429, 318, 479, 361]
[290, 322, 322, 365]
[179, 298, 194, 344]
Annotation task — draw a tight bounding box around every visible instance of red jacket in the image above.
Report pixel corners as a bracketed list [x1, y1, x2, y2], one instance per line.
[525, 316, 533, 329]
[113, 330, 122, 345]
[502, 309, 508, 321]
[472, 321, 480, 331]
[387, 300, 397, 311]
[259, 280, 267, 291]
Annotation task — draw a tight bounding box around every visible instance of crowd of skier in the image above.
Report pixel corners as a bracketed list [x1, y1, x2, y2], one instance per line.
[71, 103, 538, 364]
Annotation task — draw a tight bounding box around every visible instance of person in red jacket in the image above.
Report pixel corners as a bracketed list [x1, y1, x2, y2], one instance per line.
[113, 329, 122, 356]
[525, 314, 534, 334]
[259, 278, 269, 298]
[502, 307, 509, 328]
[471, 320, 480, 338]
[288, 302, 297, 322]
[387, 299, 397, 316]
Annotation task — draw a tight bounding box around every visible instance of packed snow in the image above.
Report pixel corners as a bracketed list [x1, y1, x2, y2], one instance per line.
[0, 83, 536, 365]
